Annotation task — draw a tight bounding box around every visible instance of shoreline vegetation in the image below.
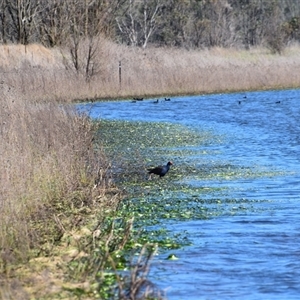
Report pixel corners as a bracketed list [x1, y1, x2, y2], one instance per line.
[2, 40, 300, 103]
[1, 40, 300, 299]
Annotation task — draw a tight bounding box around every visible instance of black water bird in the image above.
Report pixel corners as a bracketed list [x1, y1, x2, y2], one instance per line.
[133, 97, 143, 101]
[165, 97, 171, 101]
[147, 161, 173, 178]
[153, 99, 159, 103]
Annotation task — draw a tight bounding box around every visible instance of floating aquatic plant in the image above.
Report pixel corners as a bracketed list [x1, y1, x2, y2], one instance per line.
[96, 120, 278, 239]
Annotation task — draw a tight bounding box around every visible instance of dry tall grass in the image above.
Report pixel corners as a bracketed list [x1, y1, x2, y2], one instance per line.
[1, 40, 300, 103]
[0, 81, 113, 266]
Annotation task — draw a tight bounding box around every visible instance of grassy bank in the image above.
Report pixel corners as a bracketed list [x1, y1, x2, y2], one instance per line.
[0, 83, 108, 297]
[1, 40, 300, 102]
[0, 84, 165, 299]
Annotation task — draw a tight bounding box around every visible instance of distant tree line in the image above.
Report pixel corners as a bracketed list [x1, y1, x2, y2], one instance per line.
[1, 0, 300, 53]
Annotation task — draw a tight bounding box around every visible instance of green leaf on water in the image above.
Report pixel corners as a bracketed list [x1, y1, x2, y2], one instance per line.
[167, 254, 179, 260]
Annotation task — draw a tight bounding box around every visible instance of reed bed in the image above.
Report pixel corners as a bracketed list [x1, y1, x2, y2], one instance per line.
[1, 40, 300, 103]
[0, 81, 122, 298]
[0, 82, 112, 258]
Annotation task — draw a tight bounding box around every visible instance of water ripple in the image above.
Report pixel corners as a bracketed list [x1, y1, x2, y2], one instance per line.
[77, 88, 300, 299]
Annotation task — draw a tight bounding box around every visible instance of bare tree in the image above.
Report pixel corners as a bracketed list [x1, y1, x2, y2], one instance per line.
[37, 0, 70, 47]
[116, 0, 139, 46]
[0, 0, 8, 43]
[6, 0, 41, 45]
[264, 2, 288, 53]
[65, 0, 123, 81]
[68, 35, 101, 82]
[141, 0, 162, 48]
[1, 0, 300, 51]
[116, 0, 163, 48]
[202, 0, 234, 47]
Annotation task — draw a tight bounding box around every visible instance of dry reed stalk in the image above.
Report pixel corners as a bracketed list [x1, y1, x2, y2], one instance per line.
[0, 81, 114, 265]
[1, 41, 300, 103]
[115, 244, 165, 300]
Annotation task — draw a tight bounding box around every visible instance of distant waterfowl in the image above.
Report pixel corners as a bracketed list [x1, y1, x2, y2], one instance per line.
[153, 99, 159, 103]
[133, 97, 144, 101]
[276, 101, 281, 104]
[165, 97, 171, 101]
[148, 161, 173, 178]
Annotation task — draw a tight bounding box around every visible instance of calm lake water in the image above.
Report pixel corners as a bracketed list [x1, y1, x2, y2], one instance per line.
[78, 89, 300, 300]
